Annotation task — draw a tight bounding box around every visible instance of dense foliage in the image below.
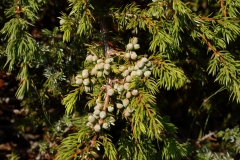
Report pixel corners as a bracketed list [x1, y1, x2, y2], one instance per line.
[0, 0, 240, 159]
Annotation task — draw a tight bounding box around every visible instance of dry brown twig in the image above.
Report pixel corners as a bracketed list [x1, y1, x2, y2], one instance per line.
[198, 131, 217, 142]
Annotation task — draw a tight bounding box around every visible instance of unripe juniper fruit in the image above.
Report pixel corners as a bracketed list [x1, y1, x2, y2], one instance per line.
[146, 61, 152, 67]
[91, 68, 97, 75]
[124, 83, 129, 90]
[92, 55, 98, 61]
[124, 111, 131, 117]
[76, 79, 83, 85]
[107, 106, 114, 112]
[134, 65, 139, 71]
[126, 75, 132, 82]
[97, 59, 103, 63]
[97, 63, 104, 70]
[119, 66, 126, 72]
[75, 74, 82, 79]
[95, 64, 99, 70]
[141, 57, 148, 63]
[99, 111, 107, 119]
[116, 103, 123, 109]
[97, 71, 103, 77]
[132, 37, 138, 44]
[131, 29, 136, 34]
[94, 124, 101, 132]
[94, 109, 100, 115]
[132, 89, 139, 96]
[86, 122, 93, 127]
[84, 86, 91, 93]
[104, 70, 110, 75]
[105, 58, 113, 64]
[125, 107, 134, 116]
[93, 114, 100, 120]
[122, 99, 129, 107]
[144, 70, 151, 77]
[104, 63, 110, 70]
[91, 78, 96, 85]
[94, 105, 100, 110]
[95, 103, 103, 110]
[83, 78, 90, 86]
[110, 116, 116, 123]
[117, 85, 124, 92]
[131, 52, 138, 60]
[138, 61, 145, 69]
[125, 52, 131, 59]
[76, 78, 83, 85]
[59, 19, 65, 25]
[86, 55, 93, 62]
[102, 122, 109, 129]
[133, 44, 140, 50]
[88, 115, 96, 123]
[108, 88, 115, 96]
[82, 69, 89, 79]
[131, 71, 137, 77]
[136, 70, 143, 76]
[126, 107, 133, 113]
[114, 84, 119, 90]
[128, 66, 134, 72]
[126, 91, 132, 98]
[126, 43, 134, 50]
[122, 70, 130, 77]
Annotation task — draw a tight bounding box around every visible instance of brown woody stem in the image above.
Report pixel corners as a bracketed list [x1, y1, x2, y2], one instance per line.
[220, 0, 227, 17]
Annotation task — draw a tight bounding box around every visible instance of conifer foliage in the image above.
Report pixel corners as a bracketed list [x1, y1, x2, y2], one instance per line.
[0, 0, 240, 159]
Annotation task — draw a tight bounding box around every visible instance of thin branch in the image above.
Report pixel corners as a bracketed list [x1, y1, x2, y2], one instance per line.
[199, 34, 220, 56]
[70, 147, 89, 159]
[198, 131, 217, 142]
[106, 48, 124, 57]
[100, 18, 110, 56]
[90, 134, 98, 147]
[200, 17, 225, 25]
[15, 0, 21, 17]
[220, 0, 227, 17]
